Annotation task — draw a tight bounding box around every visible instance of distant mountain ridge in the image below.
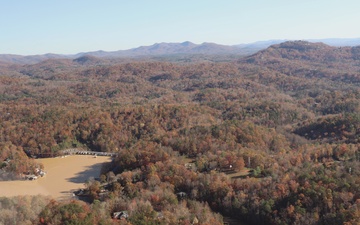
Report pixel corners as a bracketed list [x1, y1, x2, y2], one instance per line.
[1, 38, 360, 65]
[75, 41, 241, 58]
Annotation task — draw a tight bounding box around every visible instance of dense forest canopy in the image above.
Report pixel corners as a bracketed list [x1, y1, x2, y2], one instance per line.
[1, 41, 360, 224]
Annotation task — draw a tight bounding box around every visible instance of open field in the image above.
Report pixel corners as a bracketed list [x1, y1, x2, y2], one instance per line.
[0, 155, 111, 200]
[225, 168, 251, 179]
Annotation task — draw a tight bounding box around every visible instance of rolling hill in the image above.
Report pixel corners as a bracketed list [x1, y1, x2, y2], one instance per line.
[1, 40, 360, 225]
[1, 38, 360, 65]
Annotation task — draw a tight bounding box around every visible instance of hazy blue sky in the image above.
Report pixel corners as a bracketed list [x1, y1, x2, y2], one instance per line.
[1, 0, 359, 55]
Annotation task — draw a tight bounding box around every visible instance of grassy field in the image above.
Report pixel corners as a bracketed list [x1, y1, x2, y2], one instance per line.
[225, 168, 251, 179]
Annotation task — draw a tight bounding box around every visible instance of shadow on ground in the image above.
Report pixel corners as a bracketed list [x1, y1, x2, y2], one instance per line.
[66, 162, 104, 184]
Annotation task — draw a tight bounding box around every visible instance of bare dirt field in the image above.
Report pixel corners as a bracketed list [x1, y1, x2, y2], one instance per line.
[0, 155, 111, 200]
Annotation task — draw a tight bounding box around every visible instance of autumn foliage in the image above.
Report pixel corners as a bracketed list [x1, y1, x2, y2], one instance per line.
[1, 41, 360, 224]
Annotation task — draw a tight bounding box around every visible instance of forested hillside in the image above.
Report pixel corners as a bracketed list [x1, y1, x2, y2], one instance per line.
[1, 41, 359, 224]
